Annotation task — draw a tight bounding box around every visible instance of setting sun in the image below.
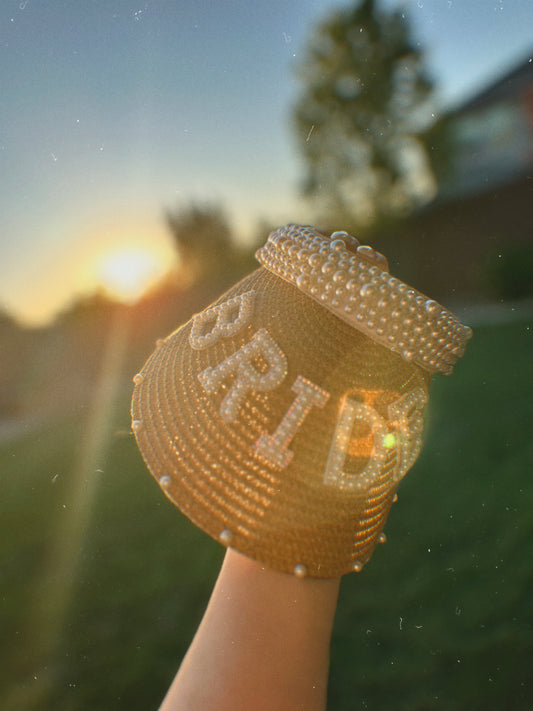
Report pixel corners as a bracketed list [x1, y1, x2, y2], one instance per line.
[96, 245, 169, 304]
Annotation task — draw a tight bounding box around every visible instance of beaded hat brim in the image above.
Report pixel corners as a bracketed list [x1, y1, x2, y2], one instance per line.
[256, 225, 472, 375]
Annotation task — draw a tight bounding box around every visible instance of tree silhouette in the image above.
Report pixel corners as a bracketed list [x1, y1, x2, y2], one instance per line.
[165, 202, 236, 285]
[293, 0, 437, 232]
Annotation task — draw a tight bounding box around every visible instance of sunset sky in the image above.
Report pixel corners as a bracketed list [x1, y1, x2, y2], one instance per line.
[1, 0, 532, 326]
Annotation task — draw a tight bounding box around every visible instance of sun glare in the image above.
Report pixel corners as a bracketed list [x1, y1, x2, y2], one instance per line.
[97, 246, 168, 303]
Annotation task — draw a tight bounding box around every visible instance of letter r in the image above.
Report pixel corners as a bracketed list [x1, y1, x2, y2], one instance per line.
[198, 328, 287, 422]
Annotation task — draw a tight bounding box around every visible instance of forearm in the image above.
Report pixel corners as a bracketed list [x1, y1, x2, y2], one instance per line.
[160, 549, 340, 711]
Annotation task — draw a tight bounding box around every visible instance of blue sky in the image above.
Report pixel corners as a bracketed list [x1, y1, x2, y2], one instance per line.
[1, 0, 532, 325]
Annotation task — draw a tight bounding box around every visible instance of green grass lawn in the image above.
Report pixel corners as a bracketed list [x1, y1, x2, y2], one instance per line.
[1, 319, 532, 710]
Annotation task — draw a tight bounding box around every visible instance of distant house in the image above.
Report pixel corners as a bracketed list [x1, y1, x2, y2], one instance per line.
[439, 53, 533, 201]
[377, 52, 533, 303]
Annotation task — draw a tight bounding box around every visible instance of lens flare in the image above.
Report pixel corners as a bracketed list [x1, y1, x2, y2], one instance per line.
[97, 246, 167, 303]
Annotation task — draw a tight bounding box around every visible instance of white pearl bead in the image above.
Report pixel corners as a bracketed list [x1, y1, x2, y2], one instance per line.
[296, 274, 310, 290]
[220, 529, 234, 544]
[345, 279, 357, 292]
[308, 253, 322, 269]
[330, 230, 349, 241]
[330, 238, 346, 251]
[357, 245, 375, 260]
[359, 283, 375, 298]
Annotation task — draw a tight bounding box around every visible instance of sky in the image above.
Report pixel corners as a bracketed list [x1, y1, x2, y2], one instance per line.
[1, 0, 532, 326]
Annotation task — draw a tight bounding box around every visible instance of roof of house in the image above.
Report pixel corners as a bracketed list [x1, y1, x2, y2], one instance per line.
[453, 51, 533, 115]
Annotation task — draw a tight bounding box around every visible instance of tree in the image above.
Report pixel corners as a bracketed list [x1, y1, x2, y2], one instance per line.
[165, 202, 236, 285]
[293, 0, 437, 232]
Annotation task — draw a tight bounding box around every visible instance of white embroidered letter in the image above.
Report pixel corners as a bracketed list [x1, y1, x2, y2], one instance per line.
[198, 328, 287, 422]
[323, 399, 388, 492]
[189, 290, 255, 349]
[255, 375, 330, 468]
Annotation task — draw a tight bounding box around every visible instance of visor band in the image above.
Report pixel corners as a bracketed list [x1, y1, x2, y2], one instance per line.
[256, 224, 472, 375]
